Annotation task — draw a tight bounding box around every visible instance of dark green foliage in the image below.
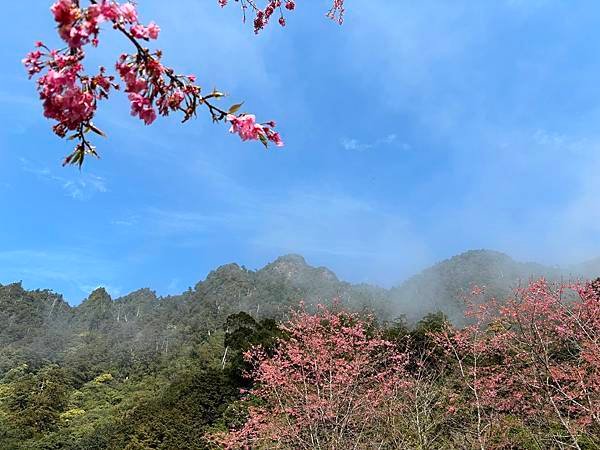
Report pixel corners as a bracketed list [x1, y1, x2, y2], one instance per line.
[2, 365, 72, 436]
[223, 312, 283, 386]
[412, 311, 449, 350]
[383, 311, 450, 374]
[0, 283, 72, 374]
[103, 368, 238, 450]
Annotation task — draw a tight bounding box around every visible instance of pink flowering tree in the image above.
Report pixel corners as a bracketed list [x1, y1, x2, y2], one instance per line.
[215, 304, 418, 449]
[24, 1, 345, 167]
[435, 280, 600, 449]
[212, 281, 599, 449]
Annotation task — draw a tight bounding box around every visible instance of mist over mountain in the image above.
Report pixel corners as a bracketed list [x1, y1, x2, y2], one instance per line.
[571, 256, 600, 280]
[2, 249, 596, 361]
[391, 249, 567, 322]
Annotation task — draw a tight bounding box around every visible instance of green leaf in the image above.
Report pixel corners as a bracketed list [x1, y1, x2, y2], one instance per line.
[88, 123, 107, 138]
[259, 133, 268, 148]
[228, 103, 244, 114]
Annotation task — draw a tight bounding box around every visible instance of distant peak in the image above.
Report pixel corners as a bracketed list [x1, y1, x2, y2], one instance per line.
[128, 287, 156, 296]
[263, 254, 309, 275]
[206, 263, 245, 279]
[273, 254, 307, 265]
[2, 281, 24, 290]
[260, 254, 339, 283]
[197, 263, 249, 290]
[455, 249, 511, 258]
[435, 249, 514, 266]
[90, 286, 110, 296]
[81, 287, 113, 306]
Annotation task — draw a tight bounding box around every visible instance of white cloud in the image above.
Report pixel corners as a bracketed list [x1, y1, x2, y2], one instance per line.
[111, 217, 138, 227]
[20, 157, 108, 200]
[341, 134, 409, 151]
[428, 126, 600, 266]
[62, 174, 107, 200]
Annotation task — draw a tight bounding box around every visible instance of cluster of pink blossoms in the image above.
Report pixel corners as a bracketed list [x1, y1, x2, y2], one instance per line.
[50, 0, 155, 48]
[218, 0, 344, 33]
[24, 0, 282, 167]
[227, 114, 283, 147]
[116, 53, 166, 126]
[23, 42, 117, 165]
[327, 0, 345, 24]
[252, 0, 296, 33]
[218, 0, 296, 33]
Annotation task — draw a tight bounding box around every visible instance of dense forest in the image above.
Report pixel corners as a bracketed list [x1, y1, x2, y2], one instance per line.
[0, 250, 598, 449]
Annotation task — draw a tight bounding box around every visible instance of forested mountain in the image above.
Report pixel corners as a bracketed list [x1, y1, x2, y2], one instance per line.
[0, 254, 394, 378]
[0, 250, 597, 449]
[390, 249, 566, 322]
[0, 250, 594, 376]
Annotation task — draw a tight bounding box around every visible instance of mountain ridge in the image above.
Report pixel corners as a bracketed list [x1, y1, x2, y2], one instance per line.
[3, 249, 597, 324]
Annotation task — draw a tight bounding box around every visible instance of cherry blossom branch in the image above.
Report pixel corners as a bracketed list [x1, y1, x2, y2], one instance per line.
[24, 1, 285, 168]
[218, 0, 344, 33]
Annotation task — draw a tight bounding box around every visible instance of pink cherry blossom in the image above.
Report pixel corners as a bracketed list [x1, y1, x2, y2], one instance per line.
[434, 279, 600, 447]
[128, 92, 157, 125]
[50, 0, 79, 25]
[147, 22, 160, 39]
[130, 22, 160, 40]
[227, 114, 262, 141]
[119, 3, 138, 23]
[22, 50, 44, 78]
[227, 114, 284, 147]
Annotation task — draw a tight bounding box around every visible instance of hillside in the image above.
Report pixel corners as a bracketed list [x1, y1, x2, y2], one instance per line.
[1, 250, 598, 449]
[1, 249, 595, 375]
[0, 254, 392, 378]
[2, 250, 595, 355]
[390, 249, 565, 322]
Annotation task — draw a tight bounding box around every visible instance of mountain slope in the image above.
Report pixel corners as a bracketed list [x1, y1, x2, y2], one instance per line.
[1, 249, 597, 373]
[0, 255, 391, 378]
[390, 249, 565, 322]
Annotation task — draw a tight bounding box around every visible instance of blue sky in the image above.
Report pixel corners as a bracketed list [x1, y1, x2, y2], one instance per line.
[2, 1, 600, 304]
